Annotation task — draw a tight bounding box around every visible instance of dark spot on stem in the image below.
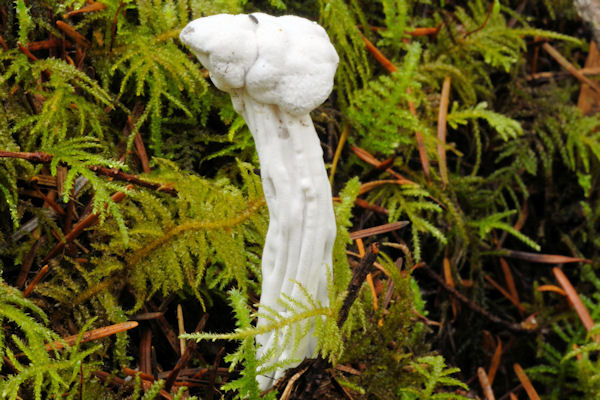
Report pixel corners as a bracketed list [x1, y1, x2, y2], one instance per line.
[249, 14, 258, 24]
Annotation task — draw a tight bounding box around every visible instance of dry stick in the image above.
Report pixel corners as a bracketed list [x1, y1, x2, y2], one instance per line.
[337, 243, 380, 328]
[0, 150, 177, 196]
[40, 186, 132, 265]
[140, 326, 153, 376]
[513, 363, 540, 400]
[542, 42, 600, 94]
[528, 67, 600, 80]
[477, 367, 496, 400]
[421, 264, 533, 333]
[126, 102, 151, 174]
[437, 76, 451, 188]
[164, 313, 209, 391]
[360, 34, 431, 181]
[16, 238, 41, 288]
[23, 264, 49, 297]
[207, 346, 226, 400]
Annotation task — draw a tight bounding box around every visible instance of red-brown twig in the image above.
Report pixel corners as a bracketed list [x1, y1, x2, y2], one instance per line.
[40, 185, 132, 265]
[0, 150, 176, 196]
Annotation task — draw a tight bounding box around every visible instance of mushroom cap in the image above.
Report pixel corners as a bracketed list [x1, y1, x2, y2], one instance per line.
[180, 13, 339, 116]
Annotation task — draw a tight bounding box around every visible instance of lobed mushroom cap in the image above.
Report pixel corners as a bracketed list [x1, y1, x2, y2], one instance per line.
[180, 13, 339, 116]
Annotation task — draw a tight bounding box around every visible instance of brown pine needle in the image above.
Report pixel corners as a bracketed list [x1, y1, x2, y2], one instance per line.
[360, 33, 397, 74]
[360, 34, 431, 180]
[477, 367, 496, 400]
[329, 124, 349, 185]
[44, 321, 139, 352]
[437, 76, 451, 188]
[350, 145, 413, 182]
[487, 338, 502, 386]
[23, 264, 49, 297]
[537, 285, 567, 296]
[358, 180, 413, 196]
[514, 363, 541, 400]
[499, 257, 522, 314]
[177, 304, 186, 355]
[41, 185, 132, 265]
[63, 2, 106, 19]
[484, 274, 526, 313]
[443, 257, 459, 319]
[349, 221, 409, 240]
[553, 267, 596, 336]
[56, 21, 91, 48]
[502, 249, 592, 264]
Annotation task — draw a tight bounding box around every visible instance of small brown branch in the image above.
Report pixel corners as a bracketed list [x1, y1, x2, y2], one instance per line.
[465, 1, 496, 37]
[207, 346, 226, 400]
[421, 264, 534, 333]
[337, 243, 379, 328]
[164, 313, 209, 391]
[110, 0, 125, 53]
[0, 150, 176, 196]
[23, 264, 49, 297]
[16, 238, 41, 288]
[40, 186, 132, 265]
[542, 42, 600, 93]
[139, 326, 153, 375]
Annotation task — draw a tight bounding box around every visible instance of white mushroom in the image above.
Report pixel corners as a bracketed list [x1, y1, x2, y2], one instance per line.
[180, 13, 339, 388]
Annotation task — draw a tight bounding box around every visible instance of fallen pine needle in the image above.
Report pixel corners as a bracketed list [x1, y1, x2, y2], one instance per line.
[514, 363, 540, 400]
[477, 367, 496, 400]
[553, 267, 596, 337]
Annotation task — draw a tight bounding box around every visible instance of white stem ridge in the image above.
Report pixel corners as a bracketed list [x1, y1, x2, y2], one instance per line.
[235, 93, 336, 387]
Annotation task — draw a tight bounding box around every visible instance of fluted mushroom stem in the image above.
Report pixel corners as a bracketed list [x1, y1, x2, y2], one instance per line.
[234, 92, 336, 388]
